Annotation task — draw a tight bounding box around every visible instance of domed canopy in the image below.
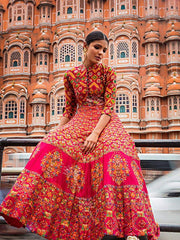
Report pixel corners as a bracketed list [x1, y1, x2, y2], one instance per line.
[145, 85, 161, 97]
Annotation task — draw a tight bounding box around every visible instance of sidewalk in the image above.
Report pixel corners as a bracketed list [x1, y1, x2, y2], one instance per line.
[0, 223, 45, 239]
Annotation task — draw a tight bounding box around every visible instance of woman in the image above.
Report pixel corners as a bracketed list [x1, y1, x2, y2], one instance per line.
[0, 31, 160, 240]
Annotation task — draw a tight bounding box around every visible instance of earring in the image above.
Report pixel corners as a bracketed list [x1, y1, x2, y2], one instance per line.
[83, 48, 87, 53]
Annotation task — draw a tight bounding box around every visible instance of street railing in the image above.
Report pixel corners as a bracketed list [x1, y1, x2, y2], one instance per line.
[0, 137, 180, 233]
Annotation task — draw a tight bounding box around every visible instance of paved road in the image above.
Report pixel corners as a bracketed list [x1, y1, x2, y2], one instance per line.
[0, 224, 45, 239]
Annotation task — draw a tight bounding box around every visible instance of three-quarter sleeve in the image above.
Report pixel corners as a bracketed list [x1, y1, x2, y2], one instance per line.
[101, 67, 117, 117]
[63, 71, 77, 119]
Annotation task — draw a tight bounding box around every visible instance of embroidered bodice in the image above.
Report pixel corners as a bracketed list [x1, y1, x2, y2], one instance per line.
[63, 63, 117, 119]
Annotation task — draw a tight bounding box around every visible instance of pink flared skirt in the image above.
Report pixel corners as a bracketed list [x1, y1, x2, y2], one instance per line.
[0, 104, 160, 240]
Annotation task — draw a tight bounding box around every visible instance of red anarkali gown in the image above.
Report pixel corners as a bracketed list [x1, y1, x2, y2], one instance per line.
[0, 63, 160, 240]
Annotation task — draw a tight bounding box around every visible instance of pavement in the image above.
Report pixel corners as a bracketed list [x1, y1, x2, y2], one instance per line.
[0, 223, 46, 239]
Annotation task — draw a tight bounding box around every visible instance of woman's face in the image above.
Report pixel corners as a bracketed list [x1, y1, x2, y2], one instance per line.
[85, 40, 108, 66]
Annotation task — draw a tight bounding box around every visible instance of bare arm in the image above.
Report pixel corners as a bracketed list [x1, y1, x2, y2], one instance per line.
[57, 116, 70, 128]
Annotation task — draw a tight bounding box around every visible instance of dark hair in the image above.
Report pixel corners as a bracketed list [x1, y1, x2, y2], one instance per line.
[85, 31, 109, 46]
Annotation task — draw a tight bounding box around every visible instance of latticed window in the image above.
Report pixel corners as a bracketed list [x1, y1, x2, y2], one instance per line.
[48, 7, 51, 18]
[91, 0, 103, 13]
[156, 44, 159, 56]
[78, 44, 83, 61]
[110, 44, 114, 60]
[41, 105, 44, 117]
[117, 41, 129, 58]
[132, 0, 137, 9]
[9, 7, 12, 22]
[40, 54, 43, 65]
[172, 42, 176, 54]
[145, 0, 158, 14]
[0, 99, 2, 120]
[132, 94, 137, 112]
[57, 0, 60, 15]
[80, 0, 84, 13]
[147, 99, 149, 111]
[60, 44, 75, 62]
[57, 96, 65, 115]
[27, 5, 32, 20]
[43, 7, 46, 18]
[10, 52, 21, 67]
[20, 100, 25, 119]
[36, 105, 40, 117]
[116, 94, 129, 113]
[62, 0, 77, 15]
[54, 45, 58, 63]
[132, 41, 137, 58]
[44, 54, 48, 65]
[157, 98, 160, 111]
[5, 101, 17, 119]
[5, 52, 8, 68]
[51, 96, 55, 115]
[110, 0, 115, 12]
[167, 42, 170, 55]
[169, 98, 172, 110]
[150, 44, 154, 56]
[24, 51, 29, 67]
[173, 96, 177, 109]
[151, 99, 155, 111]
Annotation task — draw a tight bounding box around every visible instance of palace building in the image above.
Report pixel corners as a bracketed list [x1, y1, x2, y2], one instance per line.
[0, 0, 180, 167]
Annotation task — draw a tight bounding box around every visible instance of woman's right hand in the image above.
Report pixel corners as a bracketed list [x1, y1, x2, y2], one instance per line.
[82, 131, 99, 154]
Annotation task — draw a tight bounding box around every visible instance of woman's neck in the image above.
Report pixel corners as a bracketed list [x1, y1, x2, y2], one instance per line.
[83, 59, 94, 69]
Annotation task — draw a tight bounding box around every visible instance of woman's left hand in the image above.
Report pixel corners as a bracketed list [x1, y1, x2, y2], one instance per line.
[83, 132, 99, 154]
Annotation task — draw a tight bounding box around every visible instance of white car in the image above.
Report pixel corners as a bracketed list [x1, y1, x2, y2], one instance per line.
[147, 168, 180, 240]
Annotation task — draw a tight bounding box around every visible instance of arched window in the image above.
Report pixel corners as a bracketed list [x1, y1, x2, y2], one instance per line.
[150, 44, 154, 56]
[27, 5, 32, 20]
[24, 51, 29, 67]
[5, 52, 8, 68]
[51, 96, 55, 116]
[116, 94, 129, 113]
[41, 105, 44, 117]
[65, 55, 70, 62]
[9, 7, 12, 22]
[67, 7, 73, 14]
[132, 0, 137, 9]
[157, 98, 160, 111]
[80, 0, 84, 13]
[173, 96, 177, 109]
[78, 44, 83, 62]
[57, 96, 65, 115]
[10, 52, 21, 67]
[132, 41, 137, 58]
[110, 43, 114, 60]
[60, 44, 75, 63]
[132, 94, 137, 112]
[0, 99, 2, 120]
[151, 99, 155, 111]
[147, 99, 149, 111]
[54, 45, 58, 64]
[44, 54, 47, 65]
[5, 101, 17, 119]
[20, 100, 25, 119]
[117, 42, 129, 58]
[40, 54, 43, 65]
[57, 0, 60, 15]
[169, 98, 172, 110]
[36, 105, 39, 117]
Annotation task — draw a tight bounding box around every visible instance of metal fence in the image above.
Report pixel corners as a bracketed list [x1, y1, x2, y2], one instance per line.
[0, 137, 180, 233]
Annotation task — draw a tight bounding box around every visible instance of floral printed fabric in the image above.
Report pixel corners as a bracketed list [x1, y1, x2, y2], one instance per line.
[63, 63, 117, 119]
[0, 64, 160, 240]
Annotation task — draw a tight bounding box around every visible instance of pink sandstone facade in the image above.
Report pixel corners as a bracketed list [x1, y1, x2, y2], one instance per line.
[0, 0, 180, 167]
